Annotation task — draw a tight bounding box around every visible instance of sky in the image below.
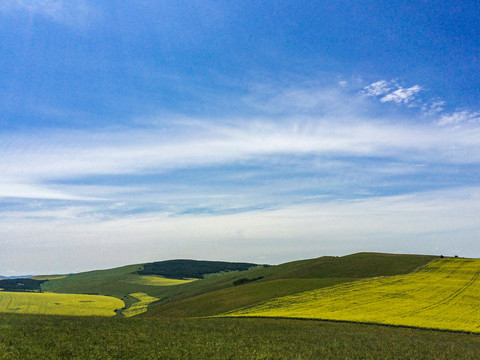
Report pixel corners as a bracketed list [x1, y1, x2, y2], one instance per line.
[0, 0, 479, 275]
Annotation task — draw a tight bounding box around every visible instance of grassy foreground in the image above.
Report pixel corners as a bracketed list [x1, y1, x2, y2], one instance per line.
[228, 258, 480, 333]
[1, 314, 480, 359]
[0, 292, 124, 317]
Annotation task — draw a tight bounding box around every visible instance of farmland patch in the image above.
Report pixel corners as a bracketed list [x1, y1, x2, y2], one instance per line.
[123, 292, 159, 317]
[227, 258, 480, 333]
[0, 291, 124, 317]
[123, 275, 195, 287]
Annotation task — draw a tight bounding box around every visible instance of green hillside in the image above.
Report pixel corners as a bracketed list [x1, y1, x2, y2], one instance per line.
[144, 278, 351, 318]
[145, 252, 437, 318]
[40, 259, 263, 309]
[38, 253, 437, 317]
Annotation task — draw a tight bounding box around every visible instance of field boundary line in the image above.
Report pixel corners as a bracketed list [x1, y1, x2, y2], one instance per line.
[216, 315, 480, 335]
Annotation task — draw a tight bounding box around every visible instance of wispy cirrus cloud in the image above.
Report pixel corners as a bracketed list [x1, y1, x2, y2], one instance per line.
[1, 115, 479, 186]
[422, 101, 446, 115]
[1, 82, 479, 207]
[437, 110, 480, 127]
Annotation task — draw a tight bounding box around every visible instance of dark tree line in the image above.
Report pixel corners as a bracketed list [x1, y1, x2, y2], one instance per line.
[138, 259, 266, 279]
[0, 279, 46, 292]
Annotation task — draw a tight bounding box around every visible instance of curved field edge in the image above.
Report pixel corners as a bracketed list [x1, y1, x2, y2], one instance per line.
[0, 291, 124, 317]
[225, 258, 480, 333]
[145, 253, 437, 317]
[122, 292, 159, 317]
[143, 278, 355, 318]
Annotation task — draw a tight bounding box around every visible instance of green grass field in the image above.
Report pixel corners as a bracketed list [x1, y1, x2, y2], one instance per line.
[227, 258, 480, 333]
[0, 291, 124, 317]
[1, 314, 479, 359]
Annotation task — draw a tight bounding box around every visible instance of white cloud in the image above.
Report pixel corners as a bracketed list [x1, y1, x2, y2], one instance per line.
[363, 80, 392, 97]
[0, 181, 102, 201]
[364, 80, 424, 106]
[380, 85, 422, 104]
[437, 110, 480, 127]
[1, 119, 478, 183]
[0, 83, 479, 202]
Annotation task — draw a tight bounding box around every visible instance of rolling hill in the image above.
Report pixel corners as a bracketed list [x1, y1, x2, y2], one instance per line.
[226, 257, 480, 333]
[143, 252, 437, 318]
[40, 259, 263, 309]
[4, 253, 438, 320]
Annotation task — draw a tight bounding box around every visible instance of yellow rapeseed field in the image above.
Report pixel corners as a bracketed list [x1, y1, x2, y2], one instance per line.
[0, 291, 124, 317]
[123, 292, 159, 317]
[228, 258, 480, 333]
[125, 275, 195, 287]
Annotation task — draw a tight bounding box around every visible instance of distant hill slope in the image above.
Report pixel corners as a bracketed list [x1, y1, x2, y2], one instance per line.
[40, 259, 263, 308]
[38, 253, 437, 318]
[144, 252, 437, 318]
[41, 264, 145, 304]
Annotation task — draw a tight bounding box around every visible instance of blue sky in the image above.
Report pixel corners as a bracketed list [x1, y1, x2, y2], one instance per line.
[0, 1, 479, 274]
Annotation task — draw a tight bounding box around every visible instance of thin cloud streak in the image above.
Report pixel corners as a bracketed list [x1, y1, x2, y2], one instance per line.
[437, 111, 480, 127]
[1, 83, 479, 202]
[2, 118, 480, 182]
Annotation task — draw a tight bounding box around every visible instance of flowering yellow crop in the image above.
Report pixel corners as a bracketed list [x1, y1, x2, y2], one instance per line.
[227, 258, 480, 333]
[0, 291, 124, 317]
[123, 292, 159, 317]
[125, 275, 195, 287]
